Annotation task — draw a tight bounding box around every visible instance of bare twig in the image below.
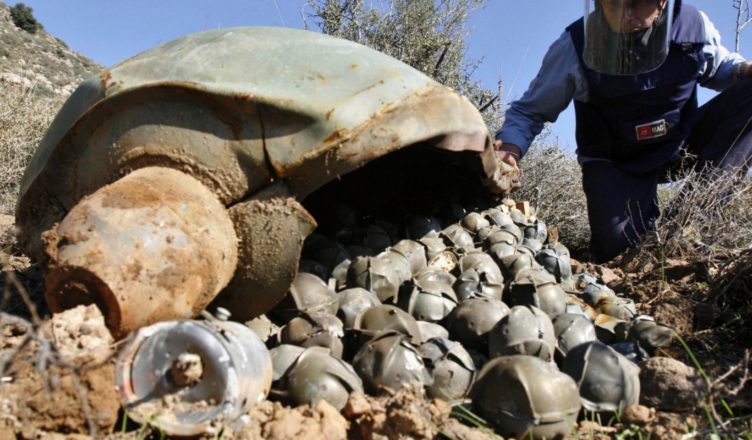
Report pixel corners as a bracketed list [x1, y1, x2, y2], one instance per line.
[0, 253, 41, 325]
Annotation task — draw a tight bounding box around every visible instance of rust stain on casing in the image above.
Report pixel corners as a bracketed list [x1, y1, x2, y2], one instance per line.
[43, 167, 238, 338]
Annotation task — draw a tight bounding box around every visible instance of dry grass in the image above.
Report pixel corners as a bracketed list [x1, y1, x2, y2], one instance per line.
[0, 84, 62, 215]
[652, 166, 752, 259]
[649, 165, 752, 310]
[514, 142, 591, 256]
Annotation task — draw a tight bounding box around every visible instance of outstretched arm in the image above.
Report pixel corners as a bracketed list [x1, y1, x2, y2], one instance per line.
[495, 30, 586, 169]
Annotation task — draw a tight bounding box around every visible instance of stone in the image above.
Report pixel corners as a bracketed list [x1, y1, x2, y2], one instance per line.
[639, 357, 707, 412]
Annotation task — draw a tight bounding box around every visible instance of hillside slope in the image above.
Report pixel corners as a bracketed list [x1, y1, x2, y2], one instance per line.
[0, 2, 102, 215]
[0, 1, 101, 96]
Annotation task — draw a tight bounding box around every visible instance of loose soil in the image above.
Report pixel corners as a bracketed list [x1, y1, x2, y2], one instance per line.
[1, 242, 750, 438]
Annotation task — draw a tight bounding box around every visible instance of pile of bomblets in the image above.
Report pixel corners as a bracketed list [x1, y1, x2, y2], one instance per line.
[248, 200, 673, 439]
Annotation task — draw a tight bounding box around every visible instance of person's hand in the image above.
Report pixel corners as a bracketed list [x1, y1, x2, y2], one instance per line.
[493, 140, 521, 171]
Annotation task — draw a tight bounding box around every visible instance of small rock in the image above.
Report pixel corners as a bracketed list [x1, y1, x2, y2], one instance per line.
[622, 404, 655, 425]
[579, 420, 617, 433]
[595, 265, 623, 286]
[342, 392, 371, 419]
[43, 304, 113, 365]
[640, 357, 707, 412]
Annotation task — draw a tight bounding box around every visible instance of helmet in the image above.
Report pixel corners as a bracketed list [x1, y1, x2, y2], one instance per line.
[610, 341, 649, 364]
[391, 239, 428, 274]
[404, 214, 442, 240]
[273, 272, 339, 322]
[461, 212, 491, 234]
[399, 278, 458, 323]
[446, 297, 510, 351]
[361, 223, 395, 253]
[549, 241, 571, 259]
[330, 258, 351, 291]
[561, 341, 641, 415]
[581, 283, 617, 308]
[413, 267, 457, 286]
[584, 0, 676, 75]
[487, 242, 516, 264]
[552, 313, 597, 364]
[418, 236, 448, 260]
[245, 314, 280, 344]
[565, 294, 598, 320]
[524, 221, 548, 242]
[509, 208, 529, 227]
[489, 305, 556, 361]
[573, 272, 600, 290]
[419, 337, 476, 400]
[454, 251, 504, 301]
[508, 268, 567, 319]
[470, 355, 581, 439]
[270, 344, 306, 385]
[596, 296, 637, 321]
[482, 208, 514, 229]
[308, 240, 351, 278]
[497, 222, 524, 244]
[475, 225, 498, 243]
[594, 313, 630, 344]
[277, 311, 345, 358]
[520, 237, 543, 254]
[352, 331, 432, 394]
[499, 252, 539, 279]
[378, 249, 413, 286]
[347, 254, 405, 303]
[352, 304, 422, 345]
[484, 229, 518, 247]
[416, 320, 450, 341]
[627, 315, 674, 353]
[438, 202, 467, 225]
[440, 224, 475, 251]
[337, 287, 381, 329]
[536, 247, 573, 283]
[284, 346, 364, 411]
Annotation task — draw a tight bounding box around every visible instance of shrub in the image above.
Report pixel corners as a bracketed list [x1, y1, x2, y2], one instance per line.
[650, 164, 752, 259]
[514, 138, 591, 257]
[0, 85, 62, 215]
[10, 3, 41, 34]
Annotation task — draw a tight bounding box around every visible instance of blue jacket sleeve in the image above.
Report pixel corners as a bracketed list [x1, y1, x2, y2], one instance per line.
[495, 31, 588, 157]
[698, 10, 747, 91]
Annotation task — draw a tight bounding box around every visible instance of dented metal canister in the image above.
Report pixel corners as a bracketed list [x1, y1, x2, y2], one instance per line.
[116, 316, 272, 437]
[43, 167, 238, 338]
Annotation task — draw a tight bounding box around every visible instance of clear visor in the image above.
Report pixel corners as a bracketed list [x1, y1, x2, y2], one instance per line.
[584, 0, 674, 75]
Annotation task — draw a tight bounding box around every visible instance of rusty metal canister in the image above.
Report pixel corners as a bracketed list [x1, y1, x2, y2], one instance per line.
[116, 316, 272, 437]
[43, 167, 238, 339]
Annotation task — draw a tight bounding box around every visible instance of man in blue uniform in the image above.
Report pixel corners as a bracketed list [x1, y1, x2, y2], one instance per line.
[495, 0, 752, 262]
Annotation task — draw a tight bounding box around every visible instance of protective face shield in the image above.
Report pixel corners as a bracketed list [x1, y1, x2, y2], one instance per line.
[584, 0, 675, 75]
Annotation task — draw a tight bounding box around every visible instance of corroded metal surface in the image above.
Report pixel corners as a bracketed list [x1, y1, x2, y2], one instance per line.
[17, 27, 518, 333]
[211, 183, 317, 322]
[117, 318, 272, 436]
[17, 27, 513, 262]
[43, 167, 238, 338]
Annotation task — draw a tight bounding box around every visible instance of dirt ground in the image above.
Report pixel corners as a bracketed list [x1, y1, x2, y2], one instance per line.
[1, 218, 751, 439]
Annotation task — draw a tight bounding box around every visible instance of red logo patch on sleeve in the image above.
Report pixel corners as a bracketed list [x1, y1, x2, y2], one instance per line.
[635, 119, 668, 141]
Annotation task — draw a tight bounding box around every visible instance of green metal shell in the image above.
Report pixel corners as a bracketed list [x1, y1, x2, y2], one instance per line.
[17, 26, 502, 261]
